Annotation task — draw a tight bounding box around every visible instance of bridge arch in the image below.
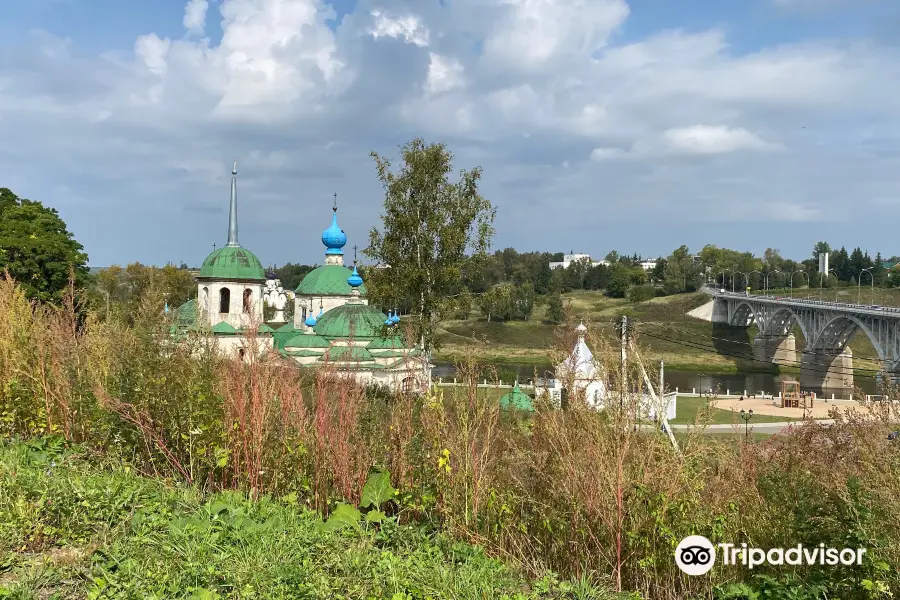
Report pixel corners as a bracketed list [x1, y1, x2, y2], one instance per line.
[729, 302, 756, 327]
[762, 307, 811, 342]
[808, 315, 884, 360]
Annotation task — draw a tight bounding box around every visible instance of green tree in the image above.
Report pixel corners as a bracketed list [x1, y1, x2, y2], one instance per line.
[545, 292, 565, 324]
[454, 288, 473, 319]
[364, 139, 495, 352]
[511, 281, 536, 321]
[0, 187, 89, 301]
[479, 284, 511, 322]
[606, 266, 631, 298]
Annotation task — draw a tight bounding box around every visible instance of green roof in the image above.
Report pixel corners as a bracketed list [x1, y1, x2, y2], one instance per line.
[314, 302, 387, 339]
[295, 265, 367, 296]
[366, 336, 406, 350]
[283, 333, 331, 349]
[273, 322, 301, 350]
[321, 345, 375, 362]
[211, 321, 240, 335]
[198, 245, 266, 281]
[173, 299, 198, 329]
[499, 383, 534, 412]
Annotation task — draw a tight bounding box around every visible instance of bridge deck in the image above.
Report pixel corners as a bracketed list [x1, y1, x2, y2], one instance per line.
[710, 290, 900, 320]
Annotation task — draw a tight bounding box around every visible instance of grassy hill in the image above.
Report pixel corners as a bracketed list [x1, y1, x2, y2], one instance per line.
[435, 289, 889, 374]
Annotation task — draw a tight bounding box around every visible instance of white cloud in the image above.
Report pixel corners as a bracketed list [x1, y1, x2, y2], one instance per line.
[2, 0, 900, 266]
[369, 10, 430, 47]
[662, 125, 777, 155]
[482, 0, 630, 69]
[183, 0, 209, 34]
[589, 147, 627, 161]
[425, 53, 464, 94]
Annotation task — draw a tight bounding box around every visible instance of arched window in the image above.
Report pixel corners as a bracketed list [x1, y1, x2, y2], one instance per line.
[243, 289, 252, 313]
[401, 376, 416, 394]
[219, 288, 230, 313]
[238, 348, 246, 361]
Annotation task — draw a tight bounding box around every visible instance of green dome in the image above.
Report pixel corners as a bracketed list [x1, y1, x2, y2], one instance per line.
[199, 246, 266, 281]
[283, 333, 331, 349]
[295, 265, 367, 296]
[499, 383, 534, 412]
[322, 345, 375, 363]
[314, 302, 386, 339]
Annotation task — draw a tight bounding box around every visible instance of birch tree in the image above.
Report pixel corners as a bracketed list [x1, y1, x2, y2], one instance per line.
[364, 139, 495, 354]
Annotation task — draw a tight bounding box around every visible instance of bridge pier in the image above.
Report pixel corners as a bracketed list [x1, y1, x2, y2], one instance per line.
[753, 333, 797, 366]
[800, 348, 853, 391]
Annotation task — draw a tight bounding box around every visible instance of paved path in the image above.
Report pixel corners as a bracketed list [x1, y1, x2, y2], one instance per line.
[645, 419, 835, 435]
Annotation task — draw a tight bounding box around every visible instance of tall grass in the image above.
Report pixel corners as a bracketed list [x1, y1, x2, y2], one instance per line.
[2, 275, 899, 598]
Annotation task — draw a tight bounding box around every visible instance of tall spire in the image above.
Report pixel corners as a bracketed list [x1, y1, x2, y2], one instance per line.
[226, 161, 239, 247]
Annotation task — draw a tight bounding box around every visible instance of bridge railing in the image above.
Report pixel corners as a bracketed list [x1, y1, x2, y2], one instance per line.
[709, 289, 900, 316]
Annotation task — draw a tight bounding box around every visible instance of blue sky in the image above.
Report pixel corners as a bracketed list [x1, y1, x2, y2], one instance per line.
[2, 0, 899, 268]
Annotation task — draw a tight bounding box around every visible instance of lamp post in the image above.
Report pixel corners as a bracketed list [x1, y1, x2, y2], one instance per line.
[765, 269, 780, 296]
[718, 270, 726, 291]
[749, 270, 763, 295]
[827, 269, 838, 302]
[740, 408, 754, 443]
[789, 271, 809, 299]
[735, 271, 747, 295]
[859, 268, 874, 305]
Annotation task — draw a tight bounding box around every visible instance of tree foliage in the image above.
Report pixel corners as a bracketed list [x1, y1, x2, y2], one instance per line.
[364, 138, 495, 353]
[0, 187, 89, 301]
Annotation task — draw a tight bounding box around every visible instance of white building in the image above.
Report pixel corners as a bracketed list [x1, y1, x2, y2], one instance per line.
[542, 322, 676, 420]
[639, 260, 658, 271]
[549, 254, 609, 270]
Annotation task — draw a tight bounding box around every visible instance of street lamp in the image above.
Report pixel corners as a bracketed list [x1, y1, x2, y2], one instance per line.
[740, 408, 754, 443]
[827, 269, 839, 302]
[789, 271, 809, 299]
[859, 268, 874, 305]
[749, 270, 763, 295]
[765, 269, 780, 296]
[717, 270, 726, 291]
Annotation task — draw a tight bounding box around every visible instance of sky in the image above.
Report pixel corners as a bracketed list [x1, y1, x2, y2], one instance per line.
[2, 0, 900, 268]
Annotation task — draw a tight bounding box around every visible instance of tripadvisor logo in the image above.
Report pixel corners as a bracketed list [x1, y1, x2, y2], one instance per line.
[675, 536, 867, 575]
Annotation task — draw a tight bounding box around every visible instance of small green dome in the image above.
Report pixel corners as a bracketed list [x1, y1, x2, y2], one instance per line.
[295, 265, 367, 296]
[499, 383, 534, 412]
[199, 246, 266, 281]
[314, 302, 386, 339]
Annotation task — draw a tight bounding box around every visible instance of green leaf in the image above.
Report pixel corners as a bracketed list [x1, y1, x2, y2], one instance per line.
[360, 470, 396, 510]
[320, 503, 361, 532]
[365, 509, 386, 524]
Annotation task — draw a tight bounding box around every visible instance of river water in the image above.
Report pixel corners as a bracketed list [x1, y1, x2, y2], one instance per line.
[432, 361, 880, 398]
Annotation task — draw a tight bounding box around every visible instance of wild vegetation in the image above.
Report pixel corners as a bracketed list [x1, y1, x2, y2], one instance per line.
[2, 275, 899, 599]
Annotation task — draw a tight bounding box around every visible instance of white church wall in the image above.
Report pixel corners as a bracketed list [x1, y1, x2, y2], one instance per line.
[199, 281, 265, 329]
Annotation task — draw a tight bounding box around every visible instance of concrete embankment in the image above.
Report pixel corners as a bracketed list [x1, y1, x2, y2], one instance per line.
[687, 299, 715, 322]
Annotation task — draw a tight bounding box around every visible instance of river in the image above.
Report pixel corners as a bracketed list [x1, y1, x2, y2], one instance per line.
[432, 361, 880, 398]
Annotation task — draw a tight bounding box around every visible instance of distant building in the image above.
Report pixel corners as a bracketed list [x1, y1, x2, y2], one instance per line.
[549, 254, 609, 269]
[639, 260, 658, 271]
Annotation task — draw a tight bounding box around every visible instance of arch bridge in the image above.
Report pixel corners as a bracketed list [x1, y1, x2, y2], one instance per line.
[710, 290, 900, 390]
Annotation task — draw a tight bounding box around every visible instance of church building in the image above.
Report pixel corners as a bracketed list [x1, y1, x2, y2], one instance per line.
[172, 163, 431, 392]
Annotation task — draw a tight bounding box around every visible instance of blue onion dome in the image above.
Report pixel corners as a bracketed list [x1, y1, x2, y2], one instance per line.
[384, 311, 392, 326]
[391, 310, 400, 324]
[322, 208, 347, 255]
[305, 311, 318, 327]
[347, 265, 363, 288]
